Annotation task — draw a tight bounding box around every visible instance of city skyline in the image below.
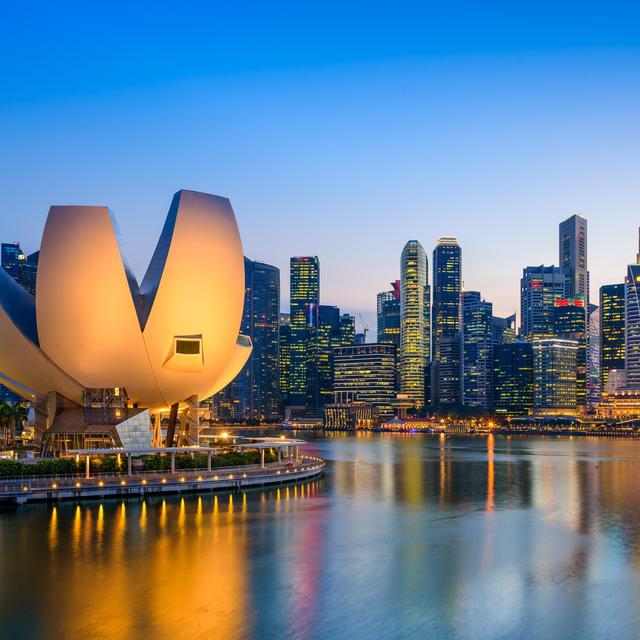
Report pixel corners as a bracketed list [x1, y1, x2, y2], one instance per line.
[3, 4, 640, 329]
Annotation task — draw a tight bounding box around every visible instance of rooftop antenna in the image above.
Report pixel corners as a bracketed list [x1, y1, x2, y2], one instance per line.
[637, 227, 640, 264]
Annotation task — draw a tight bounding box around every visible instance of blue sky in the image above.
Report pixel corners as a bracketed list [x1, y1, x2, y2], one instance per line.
[1, 1, 640, 330]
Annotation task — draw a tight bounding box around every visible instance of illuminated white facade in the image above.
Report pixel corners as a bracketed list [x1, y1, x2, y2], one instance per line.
[0, 190, 251, 420]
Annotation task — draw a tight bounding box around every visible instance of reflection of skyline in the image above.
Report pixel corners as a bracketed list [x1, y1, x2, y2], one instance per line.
[4, 437, 640, 637]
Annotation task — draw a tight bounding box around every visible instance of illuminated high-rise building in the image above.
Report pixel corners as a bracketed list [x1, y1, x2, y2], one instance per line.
[432, 237, 461, 406]
[552, 297, 587, 410]
[318, 305, 341, 407]
[559, 214, 588, 301]
[377, 282, 401, 347]
[278, 313, 291, 407]
[600, 283, 625, 390]
[533, 338, 578, 413]
[333, 344, 396, 418]
[399, 241, 430, 408]
[339, 313, 356, 346]
[1, 242, 24, 281]
[491, 314, 516, 345]
[461, 291, 493, 409]
[625, 262, 640, 389]
[432, 238, 461, 356]
[289, 256, 320, 411]
[493, 342, 534, 417]
[19, 251, 38, 295]
[213, 258, 280, 421]
[520, 265, 567, 340]
[1, 242, 39, 296]
[587, 304, 601, 407]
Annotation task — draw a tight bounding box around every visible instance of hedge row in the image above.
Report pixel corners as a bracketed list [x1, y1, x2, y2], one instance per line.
[0, 450, 280, 477]
[0, 456, 124, 478]
[141, 450, 277, 471]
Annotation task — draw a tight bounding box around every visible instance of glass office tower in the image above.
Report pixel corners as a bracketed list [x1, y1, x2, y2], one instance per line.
[600, 283, 625, 390]
[520, 265, 567, 340]
[552, 297, 587, 410]
[289, 256, 320, 412]
[432, 237, 461, 406]
[461, 291, 493, 409]
[400, 241, 430, 409]
[493, 342, 534, 417]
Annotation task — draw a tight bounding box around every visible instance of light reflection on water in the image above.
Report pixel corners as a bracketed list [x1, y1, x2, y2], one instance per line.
[2, 434, 640, 639]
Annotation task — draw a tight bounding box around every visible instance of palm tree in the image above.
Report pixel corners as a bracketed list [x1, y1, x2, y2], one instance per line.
[0, 401, 13, 447]
[0, 401, 28, 448]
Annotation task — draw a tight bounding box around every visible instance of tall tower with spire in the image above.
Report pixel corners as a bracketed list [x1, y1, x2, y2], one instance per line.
[625, 230, 640, 389]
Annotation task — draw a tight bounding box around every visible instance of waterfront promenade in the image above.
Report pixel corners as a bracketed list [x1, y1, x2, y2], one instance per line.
[0, 437, 325, 505]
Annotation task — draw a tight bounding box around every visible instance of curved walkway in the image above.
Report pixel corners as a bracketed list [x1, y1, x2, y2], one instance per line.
[0, 455, 325, 505]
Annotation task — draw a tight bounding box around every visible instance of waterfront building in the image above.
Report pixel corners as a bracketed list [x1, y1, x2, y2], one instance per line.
[214, 258, 281, 421]
[493, 342, 534, 417]
[399, 241, 430, 409]
[339, 313, 356, 346]
[0, 189, 252, 446]
[559, 214, 589, 301]
[596, 389, 640, 419]
[461, 291, 493, 409]
[600, 283, 625, 391]
[333, 343, 396, 418]
[289, 256, 320, 412]
[491, 314, 516, 345]
[318, 305, 341, 407]
[323, 393, 377, 429]
[532, 339, 578, 414]
[520, 265, 567, 340]
[552, 297, 587, 410]
[432, 237, 461, 406]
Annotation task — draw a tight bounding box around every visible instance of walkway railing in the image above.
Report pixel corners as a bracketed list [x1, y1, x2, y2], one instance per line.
[0, 456, 325, 493]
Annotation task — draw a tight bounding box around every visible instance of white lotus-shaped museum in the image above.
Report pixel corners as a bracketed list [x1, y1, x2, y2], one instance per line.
[0, 189, 252, 417]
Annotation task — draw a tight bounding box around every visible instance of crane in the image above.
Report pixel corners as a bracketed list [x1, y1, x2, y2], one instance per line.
[358, 313, 369, 343]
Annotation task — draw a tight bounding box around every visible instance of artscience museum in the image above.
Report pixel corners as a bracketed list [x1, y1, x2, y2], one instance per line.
[0, 189, 252, 453]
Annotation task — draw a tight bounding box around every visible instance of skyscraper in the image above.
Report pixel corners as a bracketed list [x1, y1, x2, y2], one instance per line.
[461, 291, 493, 409]
[213, 258, 280, 421]
[533, 339, 578, 413]
[19, 251, 38, 295]
[625, 261, 640, 389]
[1, 243, 38, 296]
[600, 283, 625, 390]
[318, 305, 341, 407]
[520, 266, 567, 340]
[559, 214, 588, 300]
[279, 313, 291, 407]
[377, 282, 401, 347]
[399, 241, 430, 409]
[339, 313, 356, 346]
[491, 314, 516, 345]
[1, 242, 24, 282]
[289, 256, 320, 411]
[493, 342, 534, 417]
[552, 297, 587, 410]
[432, 237, 461, 406]
[333, 344, 396, 418]
[587, 304, 601, 408]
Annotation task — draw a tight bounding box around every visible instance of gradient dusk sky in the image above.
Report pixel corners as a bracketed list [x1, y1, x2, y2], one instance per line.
[1, 1, 639, 330]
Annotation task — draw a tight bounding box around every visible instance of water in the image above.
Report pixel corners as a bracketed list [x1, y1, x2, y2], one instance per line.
[2, 433, 640, 639]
